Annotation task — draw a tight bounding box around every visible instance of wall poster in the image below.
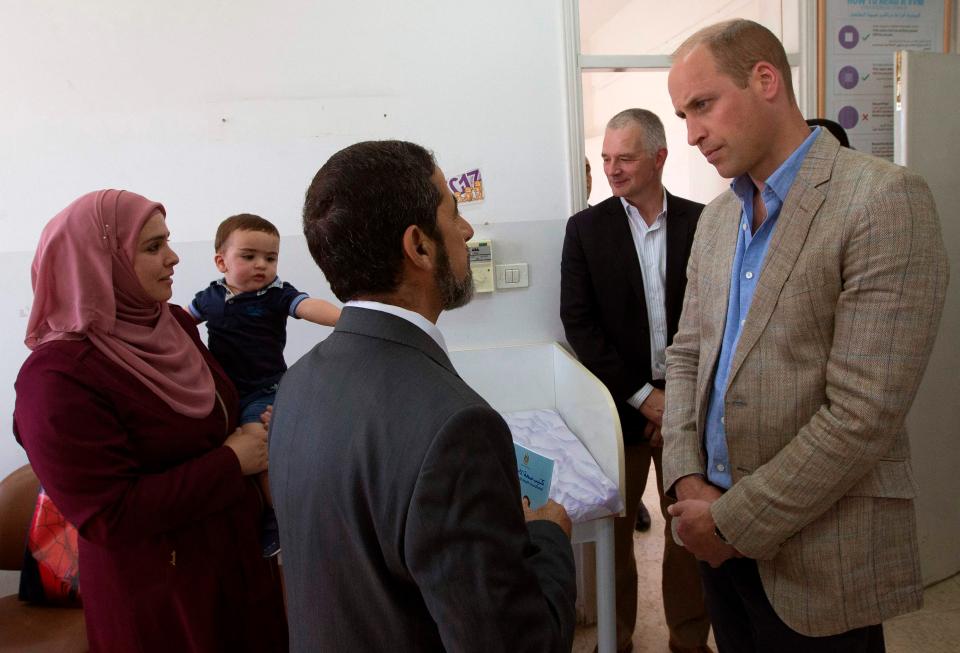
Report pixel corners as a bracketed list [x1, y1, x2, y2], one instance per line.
[448, 168, 484, 203]
[817, 0, 951, 159]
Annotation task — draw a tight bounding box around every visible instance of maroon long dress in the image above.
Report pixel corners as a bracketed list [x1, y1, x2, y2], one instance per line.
[13, 306, 288, 652]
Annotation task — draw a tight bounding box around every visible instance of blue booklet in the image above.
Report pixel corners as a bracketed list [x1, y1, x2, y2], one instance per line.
[514, 443, 554, 510]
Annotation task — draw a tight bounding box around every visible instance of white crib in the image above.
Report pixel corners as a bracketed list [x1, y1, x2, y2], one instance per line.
[449, 342, 624, 653]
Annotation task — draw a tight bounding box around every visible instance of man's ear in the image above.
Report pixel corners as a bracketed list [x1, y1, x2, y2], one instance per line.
[401, 224, 436, 271]
[752, 61, 780, 100]
[654, 147, 668, 172]
[214, 252, 227, 273]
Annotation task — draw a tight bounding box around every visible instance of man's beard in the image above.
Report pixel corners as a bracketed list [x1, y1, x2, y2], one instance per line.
[435, 241, 474, 310]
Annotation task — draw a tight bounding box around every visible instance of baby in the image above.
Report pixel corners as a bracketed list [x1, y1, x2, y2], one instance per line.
[190, 213, 340, 557]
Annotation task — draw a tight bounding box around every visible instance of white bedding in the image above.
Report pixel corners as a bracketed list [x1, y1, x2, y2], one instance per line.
[503, 408, 623, 523]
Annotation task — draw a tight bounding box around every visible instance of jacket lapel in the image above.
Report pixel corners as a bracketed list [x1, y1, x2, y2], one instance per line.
[664, 192, 692, 330]
[697, 193, 740, 409]
[726, 132, 836, 386]
[605, 198, 648, 307]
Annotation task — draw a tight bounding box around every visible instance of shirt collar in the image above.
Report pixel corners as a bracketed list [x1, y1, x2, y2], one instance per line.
[345, 300, 449, 353]
[217, 276, 283, 301]
[730, 126, 820, 205]
[619, 188, 668, 226]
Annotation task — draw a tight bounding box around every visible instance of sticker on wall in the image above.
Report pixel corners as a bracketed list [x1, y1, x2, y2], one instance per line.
[448, 168, 484, 203]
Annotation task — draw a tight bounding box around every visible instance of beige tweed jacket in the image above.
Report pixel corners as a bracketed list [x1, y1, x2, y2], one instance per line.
[662, 130, 949, 637]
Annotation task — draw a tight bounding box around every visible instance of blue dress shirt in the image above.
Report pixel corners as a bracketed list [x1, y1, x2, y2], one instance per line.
[703, 127, 820, 489]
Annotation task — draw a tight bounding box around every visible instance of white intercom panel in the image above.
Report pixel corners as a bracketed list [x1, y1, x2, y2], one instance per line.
[467, 239, 494, 293]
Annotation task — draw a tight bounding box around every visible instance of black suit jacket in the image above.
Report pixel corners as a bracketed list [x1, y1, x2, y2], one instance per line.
[560, 192, 703, 444]
[270, 306, 577, 652]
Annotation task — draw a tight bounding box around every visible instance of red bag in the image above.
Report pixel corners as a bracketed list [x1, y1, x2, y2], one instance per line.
[19, 486, 82, 606]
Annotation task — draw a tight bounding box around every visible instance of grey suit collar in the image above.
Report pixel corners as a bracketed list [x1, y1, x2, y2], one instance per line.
[334, 305, 457, 375]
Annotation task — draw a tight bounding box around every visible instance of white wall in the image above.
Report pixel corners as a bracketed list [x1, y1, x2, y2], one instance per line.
[0, 0, 574, 476]
[579, 0, 800, 55]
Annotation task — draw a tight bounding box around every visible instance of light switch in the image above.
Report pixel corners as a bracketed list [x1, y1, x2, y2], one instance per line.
[495, 263, 529, 289]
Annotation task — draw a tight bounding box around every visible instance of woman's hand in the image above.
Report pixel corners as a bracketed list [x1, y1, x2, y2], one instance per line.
[224, 423, 268, 475]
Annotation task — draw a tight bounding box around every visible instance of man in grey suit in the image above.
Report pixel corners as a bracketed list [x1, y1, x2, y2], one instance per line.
[664, 19, 949, 652]
[269, 140, 577, 652]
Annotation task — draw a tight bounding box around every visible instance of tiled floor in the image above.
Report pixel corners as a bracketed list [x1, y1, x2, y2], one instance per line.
[3, 476, 958, 652]
[572, 474, 960, 652]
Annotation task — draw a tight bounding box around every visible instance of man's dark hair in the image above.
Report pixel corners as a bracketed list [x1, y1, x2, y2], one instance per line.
[215, 213, 279, 252]
[303, 140, 443, 302]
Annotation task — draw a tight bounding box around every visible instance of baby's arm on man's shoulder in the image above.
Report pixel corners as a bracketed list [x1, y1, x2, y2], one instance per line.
[294, 297, 341, 326]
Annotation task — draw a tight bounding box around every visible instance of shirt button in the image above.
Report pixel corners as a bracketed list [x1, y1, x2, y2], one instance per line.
[745, 271, 754, 279]
[740, 319, 746, 327]
[720, 416, 725, 425]
[742, 223, 748, 231]
[716, 463, 726, 472]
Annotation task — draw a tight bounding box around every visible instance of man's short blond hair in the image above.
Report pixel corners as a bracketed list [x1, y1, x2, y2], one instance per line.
[673, 19, 795, 104]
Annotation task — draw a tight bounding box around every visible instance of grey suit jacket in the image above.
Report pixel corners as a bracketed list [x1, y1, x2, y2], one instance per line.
[663, 131, 950, 636]
[270, 306, 577, 652]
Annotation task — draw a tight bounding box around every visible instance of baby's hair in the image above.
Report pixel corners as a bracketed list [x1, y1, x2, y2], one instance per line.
[215, 213, 280, 252]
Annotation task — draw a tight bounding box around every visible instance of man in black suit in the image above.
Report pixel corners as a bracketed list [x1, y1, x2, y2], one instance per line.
[270, 140, 577, 652]
[561, 109, 710, 653]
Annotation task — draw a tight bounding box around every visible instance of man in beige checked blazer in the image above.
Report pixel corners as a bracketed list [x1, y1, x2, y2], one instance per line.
[663, 19, 949, 653]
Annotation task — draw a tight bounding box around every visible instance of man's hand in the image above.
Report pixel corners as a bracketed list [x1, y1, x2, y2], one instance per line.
[649, 426, 663, 448]
[523, 499, 572, 539]
[643, 421, 656, 439]
[674, 474, 722, 502]
[639, 388, 665, 427]
[668, 475, 738, 566]
[668, 498, 740, 568]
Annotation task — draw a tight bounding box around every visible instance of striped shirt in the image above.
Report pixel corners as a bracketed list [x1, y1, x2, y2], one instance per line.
[621, 191, 669, 410]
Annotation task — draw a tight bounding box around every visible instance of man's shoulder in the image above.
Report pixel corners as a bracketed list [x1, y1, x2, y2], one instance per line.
[666, 192, 705, 214]
[282, 332, 495, 435]
[666, 192, 706, 235]
[831, 146, 918, 187]
[568, 196, 622, 224]
[286, 327, 470, 395]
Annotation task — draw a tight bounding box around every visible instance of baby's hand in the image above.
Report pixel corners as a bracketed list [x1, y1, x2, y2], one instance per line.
[260, 405, 273, 430]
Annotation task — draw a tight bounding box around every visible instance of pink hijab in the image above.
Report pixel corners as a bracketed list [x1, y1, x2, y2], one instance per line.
[26, 189, 215, 418]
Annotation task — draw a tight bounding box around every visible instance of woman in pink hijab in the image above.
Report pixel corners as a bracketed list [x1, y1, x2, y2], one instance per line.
[14, 190, 288, 652]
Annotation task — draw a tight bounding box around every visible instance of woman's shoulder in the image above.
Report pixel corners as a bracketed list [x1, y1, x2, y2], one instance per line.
[19, 338, 97, 375]
[16, 338, 125, 404]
